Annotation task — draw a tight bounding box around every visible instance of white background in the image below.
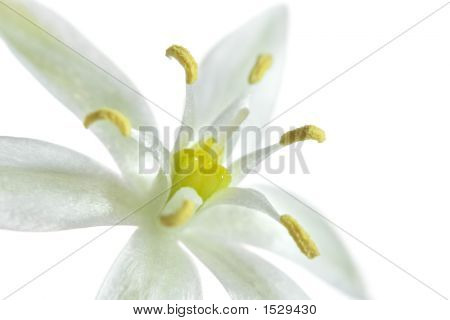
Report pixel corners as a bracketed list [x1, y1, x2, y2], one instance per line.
[0, 0, 449, 307]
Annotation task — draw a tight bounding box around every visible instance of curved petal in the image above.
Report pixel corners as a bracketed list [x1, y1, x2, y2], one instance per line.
[97, 226, 202, 300]
[201, 187, 279, 220]
[191, 5, 287, 129]
[0, 0, 157, 191]
[183, 236, 309, 299]
[0, 137, 138, 231]
[185, 185, 367, 298]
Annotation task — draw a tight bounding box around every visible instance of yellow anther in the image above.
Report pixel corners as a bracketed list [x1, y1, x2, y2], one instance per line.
[279, 125, 326, 145]
[166, 45, 198, 84]
[248, 54, 273, 84]
[160, 200, 196, 227]
[233, 108, 250, 127]
[84, 108, 131, 137]
[280, 214, 320, 259]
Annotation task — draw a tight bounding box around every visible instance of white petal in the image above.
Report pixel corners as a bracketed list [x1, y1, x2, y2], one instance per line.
[191, 5, 287, 129]
[97, 226, 202, 300]
[183, 236, 309, 299]
[202, 187, 279, 221]
[186, 185, 367, 298]
[0, 0, 157, 190]
[257, 184, 367, 298]
[0, 137, 138, 231]
[229, 144, 282, 185]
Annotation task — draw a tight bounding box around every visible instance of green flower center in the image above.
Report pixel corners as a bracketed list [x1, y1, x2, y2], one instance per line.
[170, 138, 231, 200]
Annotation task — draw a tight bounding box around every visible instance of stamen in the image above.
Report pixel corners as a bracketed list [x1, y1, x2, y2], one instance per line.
[280, 214, 320, 259]
[248, 54, 273, 84]
[166, 45, 198, 84]
[160, 200, 196, 227]
[230, 125, 325, 185]
[232, 108, 250, 127]
[84, 108, 131, 137]
[211, 95, 249, 127]
[217, 107, 249, 147]
[206, 95, 249, 150]
[279, 125, 326, 145]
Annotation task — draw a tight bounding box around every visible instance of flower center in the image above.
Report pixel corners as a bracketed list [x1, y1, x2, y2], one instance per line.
[170, 137, 231, 201]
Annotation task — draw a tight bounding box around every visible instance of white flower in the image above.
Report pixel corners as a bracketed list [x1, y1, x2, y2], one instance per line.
[0, 0, 366, 299]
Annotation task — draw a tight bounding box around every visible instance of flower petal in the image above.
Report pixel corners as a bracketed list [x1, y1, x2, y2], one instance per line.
[0, 137, 138, 231]
[191, 5, 287, 129]
[0, 0, 157, 190]
[183, 236, 309, 299]
[201, 187, 279, 220]
[97, 226, 202, 299]
[186, 185, 367, 298]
